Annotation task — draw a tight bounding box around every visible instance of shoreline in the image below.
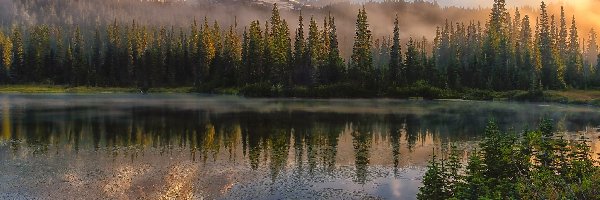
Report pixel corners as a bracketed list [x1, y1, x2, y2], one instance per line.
[1, 85, 599, 107]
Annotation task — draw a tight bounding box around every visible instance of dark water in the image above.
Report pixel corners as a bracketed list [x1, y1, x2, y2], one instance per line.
[1, 94, 599, 199]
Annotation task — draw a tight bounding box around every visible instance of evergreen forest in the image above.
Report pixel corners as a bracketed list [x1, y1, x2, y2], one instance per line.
[0, 0, 599, 97]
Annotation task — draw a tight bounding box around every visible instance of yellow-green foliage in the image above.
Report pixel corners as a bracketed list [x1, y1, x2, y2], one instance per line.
[0, 31, 12, 70]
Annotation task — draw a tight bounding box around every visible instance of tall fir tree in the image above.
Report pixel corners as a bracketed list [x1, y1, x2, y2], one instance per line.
[72, 26, 86, 86]
[10, 26, 24, 83]
[350, 6, 373, 88]
[517, 15, 535, 90]
[538, 1, 563, 89]
[306, 16, 321, 86]
[388, 14, 402, 87]
[483, 0, 511, 90]
[558, 6, 568, 59]
[565, 15, 583, 88]
[91, 26, 102, 86]
[197, 18, 216, 87]
[269, 4, 292, 86]
[0, 31, 12, 82]
[321, 15, 344, 85]
[585, 28, 598, 75]
[244, 21, 263, 85]
[405, 37, 421, 84]
[292, 13, 307, 86]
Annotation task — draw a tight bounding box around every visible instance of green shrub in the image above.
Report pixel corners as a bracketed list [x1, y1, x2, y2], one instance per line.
[388, 81, 456, 99]
[418, 119, 600, 199]
[239, 83, 276, 97]
[462, 89, 495, 100]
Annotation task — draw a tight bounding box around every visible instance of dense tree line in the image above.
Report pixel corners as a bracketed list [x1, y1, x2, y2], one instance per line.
[1, 1, 600, 94]
[417, 119, 600, 199]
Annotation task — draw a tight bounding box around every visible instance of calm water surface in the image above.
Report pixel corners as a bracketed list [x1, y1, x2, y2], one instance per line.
[1, 94, 599, 199]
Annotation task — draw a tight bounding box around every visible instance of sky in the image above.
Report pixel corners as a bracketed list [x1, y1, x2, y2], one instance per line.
[431, 0, 600, 34]
[430, 0, 566, 8]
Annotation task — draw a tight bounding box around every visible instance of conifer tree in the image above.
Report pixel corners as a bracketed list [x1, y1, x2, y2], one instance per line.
[292, 13, 306, 86]
[220, 25, 241, 87]
[105, 20, 121, 86]
[405, 38, 420, 84]
[585, 28, 598, 74]
[518, 15, 535, 90]
[197, 18, 216, 86]
[263, 22, 272, 83]
[558, 6, 568, 58]
[244, 21, 263, 84]
[0, 31, 12, 82]
[72, 26, 86, 86]
[350, 6, 373, 88]
[565, 16, 583, 88]
[64, 43, 74, 85]
[269, 4, 292, 86]
[306, 17, 320, 86]
[322, 15, 344, 85]
[483, 0, 510, 90]
[417, 153, 450, 200]
[10, 26, 24, 82]
[538, 1, 562, 89]
[388, 14, 402, 87]
[91, 27, 102, 86]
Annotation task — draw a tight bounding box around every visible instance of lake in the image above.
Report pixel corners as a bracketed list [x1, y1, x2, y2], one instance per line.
[1, 94, 599, 199]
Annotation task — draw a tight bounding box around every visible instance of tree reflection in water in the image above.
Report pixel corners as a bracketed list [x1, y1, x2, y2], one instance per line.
[2, 96, 600, 185]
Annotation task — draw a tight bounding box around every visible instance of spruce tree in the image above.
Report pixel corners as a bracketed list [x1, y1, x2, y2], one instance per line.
[405, 38, 420, 84]
[72, 26, 86, 86]
[292, 13, 306, 86]
[538, 1, 562, 89]
[64, 43, 74, 85]
[220, 25, 241, 87]
[322, 15, 344, 85]
[350, 6, 373, 88]
[439, 21, 449, 84]
[0, 31, 12, 82]
[585, 28, 598, 76]
[518, 15, 535, 90]
[388, 14, 402, 87]
[92, 27, 102, 86]
[10, 26, 24, 83]
[483, 0, 510, 90]
[565, 16, 583, 88]
[197, 18, 216, 87]
[306, 17, 320, 86]
[558, 6, 568, 59]
[262, 22, 272, 83]
[245, 21, 263, 84]
[269, 4, 292, 86]
[417, 153, 450, 200]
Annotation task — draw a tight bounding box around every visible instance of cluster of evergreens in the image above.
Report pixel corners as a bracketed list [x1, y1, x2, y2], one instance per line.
[1, 0, 600, 95]
[417, 119, 600, 199]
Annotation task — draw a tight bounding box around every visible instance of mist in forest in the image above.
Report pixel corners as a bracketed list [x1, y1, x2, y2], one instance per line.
[0, 0, 598, 58]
